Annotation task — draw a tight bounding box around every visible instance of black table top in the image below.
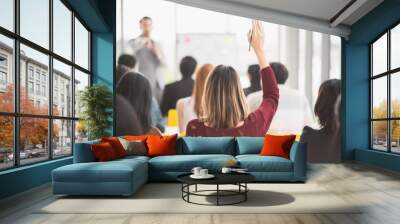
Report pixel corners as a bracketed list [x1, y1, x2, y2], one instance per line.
[177, 172, 255, 185]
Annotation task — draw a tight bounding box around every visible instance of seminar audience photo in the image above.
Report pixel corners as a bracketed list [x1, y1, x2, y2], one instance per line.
[115, 17, 341, 164]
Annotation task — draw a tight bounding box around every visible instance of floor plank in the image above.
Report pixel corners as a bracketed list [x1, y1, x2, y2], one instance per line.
[1, 162, 400, 224]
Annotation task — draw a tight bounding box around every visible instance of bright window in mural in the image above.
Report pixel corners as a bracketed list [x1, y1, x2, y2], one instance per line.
[0, 0, 91, 170]
[371, 23, 400, 153]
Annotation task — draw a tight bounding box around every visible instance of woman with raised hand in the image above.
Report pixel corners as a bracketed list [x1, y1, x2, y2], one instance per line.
[186, 20, 279, 137]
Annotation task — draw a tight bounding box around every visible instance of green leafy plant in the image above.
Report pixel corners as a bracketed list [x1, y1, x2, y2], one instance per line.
[79, 84, 113, 140]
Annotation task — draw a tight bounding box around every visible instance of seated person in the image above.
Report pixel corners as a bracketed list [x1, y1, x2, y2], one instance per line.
[300, 79, 341, 163]
[160, 56, 197, 116]
[243, 64, 261, 96]
[186, 21, 279, 137]
[117, 71, 164, 135]
[116, 54, 136, 83]
[247, 62, 315, 134]
[176, 64, 214, 133]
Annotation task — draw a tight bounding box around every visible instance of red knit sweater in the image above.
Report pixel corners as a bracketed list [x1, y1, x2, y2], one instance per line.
[186, 66, 279, 137]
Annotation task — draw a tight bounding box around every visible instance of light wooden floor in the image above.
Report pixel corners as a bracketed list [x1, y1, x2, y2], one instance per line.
[1, 162, 400, 224]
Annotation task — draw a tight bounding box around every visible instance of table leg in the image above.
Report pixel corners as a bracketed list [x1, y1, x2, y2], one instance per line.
[245, 183, 247, 201]
[187, 184, 190, 202]
[217, 184, 219, 206]
[195, 184, 198, 192]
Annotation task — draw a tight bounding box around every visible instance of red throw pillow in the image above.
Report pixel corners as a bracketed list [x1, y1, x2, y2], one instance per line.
[101, 137, 126, 158]
[91, 142, 117, 161]
[260, 134, 296, 159]
[146, 134, 177, 157]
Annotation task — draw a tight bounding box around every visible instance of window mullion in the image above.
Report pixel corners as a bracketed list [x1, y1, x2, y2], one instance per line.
[48, 0, 54, 160]
[13, 0, 20, 167]
[388, 30, 391, 153]
[71, 10, 76, 155]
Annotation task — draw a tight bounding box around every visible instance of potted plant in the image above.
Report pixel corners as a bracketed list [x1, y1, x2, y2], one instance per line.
[79, 84, 113, 140]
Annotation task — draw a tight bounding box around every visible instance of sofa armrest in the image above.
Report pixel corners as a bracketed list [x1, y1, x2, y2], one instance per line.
[73, 140, 100, 163]
[289, 142, 307, 181]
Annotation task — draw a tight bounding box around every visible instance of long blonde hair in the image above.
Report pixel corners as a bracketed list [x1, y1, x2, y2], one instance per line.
[193, 64, 214, 117]
[201, 65, 249, 129]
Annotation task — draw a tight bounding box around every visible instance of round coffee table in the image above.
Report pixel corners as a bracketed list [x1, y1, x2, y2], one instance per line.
[177, 173, 255, 206]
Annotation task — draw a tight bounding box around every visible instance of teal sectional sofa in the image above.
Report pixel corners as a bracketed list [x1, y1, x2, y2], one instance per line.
[52, 137, 307, 196]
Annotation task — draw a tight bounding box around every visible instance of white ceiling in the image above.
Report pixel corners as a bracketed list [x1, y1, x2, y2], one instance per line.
[225, 0, 352, 24]
[166, 0, 384, 37]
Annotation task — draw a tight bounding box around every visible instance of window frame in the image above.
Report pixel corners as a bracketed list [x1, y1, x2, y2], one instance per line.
[0, 0, 92, 171]
[370, 20, 400, 154]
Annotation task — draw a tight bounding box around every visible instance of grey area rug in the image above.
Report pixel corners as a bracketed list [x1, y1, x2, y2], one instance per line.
[37, 183, 362, 214]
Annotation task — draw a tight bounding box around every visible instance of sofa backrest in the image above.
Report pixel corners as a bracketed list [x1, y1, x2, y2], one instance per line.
[235, 137, 264, 155]
[177, 137, 236, 155]
[73, 139, 100, 163]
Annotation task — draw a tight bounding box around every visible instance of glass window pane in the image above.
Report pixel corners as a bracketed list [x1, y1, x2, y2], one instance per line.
[20, 117, 49, 165]
[0, 116, 14, 170]
[0, 0, 14, 31]
[20, 44, 49, 115]
[53, 0, 72, 60]
[74, 69, 89, 118]
[330, 35, 341, 79]
[391, 24, 400, 70]
[0, 34, 14, 112]
[391, 120, 400, 153]
[75, 120, 88, 143]
[372, 77, 387, 119]
[75, 18, 89, 69]
[20, 0, 49, 49]
[372, 33, 387, 76]
[391, 72, 400, 118]
[53, 59, 72, 117]
[372, 121, 388, 151]
[53, 119, 72, 157]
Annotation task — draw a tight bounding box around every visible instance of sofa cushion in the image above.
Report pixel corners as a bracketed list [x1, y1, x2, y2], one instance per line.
[149, 154, 235, 172]
[147, 134, 177, 157]
[101, 137, 127, 158]
[53, 158, 147, 183]
[74, 140, 100, 163]
[236, 155, 293, 172]
[236, 137, 264, 155]
[91, 142, 118, 161]
[178, 137, 235, 155]
[259, 134, 296, 159]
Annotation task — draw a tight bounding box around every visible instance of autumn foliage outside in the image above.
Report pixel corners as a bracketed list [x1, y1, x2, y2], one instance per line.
[0, 85, 60, 163]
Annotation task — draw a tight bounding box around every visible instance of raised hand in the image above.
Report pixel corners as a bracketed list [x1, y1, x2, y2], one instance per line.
[248, 20, 264, 52]
[248, 20, 268, 69]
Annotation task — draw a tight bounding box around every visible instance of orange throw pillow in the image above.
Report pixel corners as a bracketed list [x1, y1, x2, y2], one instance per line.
[260, 134, 296, 159]
[91, 142, 117, 161]
[101, 137, 126, 158]
[124, 135, 148, 141]
[146, 134, 177, 157]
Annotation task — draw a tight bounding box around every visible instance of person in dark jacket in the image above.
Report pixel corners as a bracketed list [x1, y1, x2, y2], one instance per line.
[117, 71, 163, 134]
[116, 54, 136, 83]
[160, 56, 197, 116]
[243, 64, 261, 96]
[300, 79, 341, 163]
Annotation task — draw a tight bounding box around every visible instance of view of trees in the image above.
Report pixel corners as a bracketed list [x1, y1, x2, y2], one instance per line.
[0, 85, 59, 158]
[373, 99, 400, 148]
